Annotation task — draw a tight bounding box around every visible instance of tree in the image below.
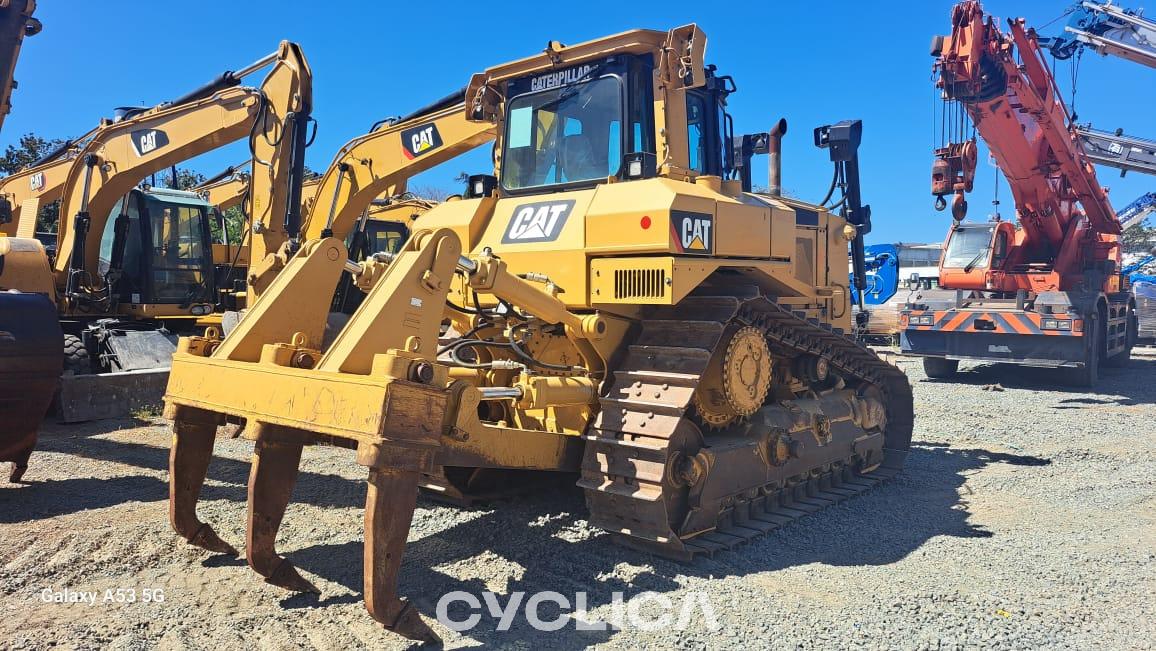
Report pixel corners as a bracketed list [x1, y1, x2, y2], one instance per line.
[0, 132, 67, 233]
[156, 167, 206, 191]
[0, 132, 65, 175]
[213, 205, 245, 245]
[1123, 219, 1156, 254]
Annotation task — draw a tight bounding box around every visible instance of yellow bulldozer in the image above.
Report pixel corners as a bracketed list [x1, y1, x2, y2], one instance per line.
[162, 25, 914, 641]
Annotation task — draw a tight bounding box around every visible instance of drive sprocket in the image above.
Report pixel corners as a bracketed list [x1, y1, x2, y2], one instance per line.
[692, 325, 772, 428]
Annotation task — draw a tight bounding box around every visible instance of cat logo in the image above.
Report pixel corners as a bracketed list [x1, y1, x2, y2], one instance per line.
[130, 128, 169, 156]
[29, 172, 45, 192]
[401, 123, 444, 160]
[671, 211, 713, 254]
[501, 200, 575, 244]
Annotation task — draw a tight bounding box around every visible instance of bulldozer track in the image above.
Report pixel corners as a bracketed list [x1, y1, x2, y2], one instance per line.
[579, 287, 913, 560]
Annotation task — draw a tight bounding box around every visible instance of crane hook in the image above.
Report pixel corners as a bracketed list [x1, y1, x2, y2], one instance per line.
[934, 195, 947, 212]
[951, 192, 968, 221]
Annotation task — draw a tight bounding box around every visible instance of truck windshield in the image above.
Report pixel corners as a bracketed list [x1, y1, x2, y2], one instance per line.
[502, 76, 623, 190]
[942, 225, 995, 269]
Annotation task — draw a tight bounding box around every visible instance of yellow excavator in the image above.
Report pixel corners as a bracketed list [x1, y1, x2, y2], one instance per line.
[0, 41, 311, 480]
[162, 26, 913, 641]
[190, 97, 494, 323]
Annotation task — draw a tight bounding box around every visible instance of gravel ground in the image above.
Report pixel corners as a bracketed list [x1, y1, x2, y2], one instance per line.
[2, 350, 1154, 650]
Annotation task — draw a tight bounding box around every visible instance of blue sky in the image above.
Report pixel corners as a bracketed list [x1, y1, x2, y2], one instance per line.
[4, 1, 1152, 244]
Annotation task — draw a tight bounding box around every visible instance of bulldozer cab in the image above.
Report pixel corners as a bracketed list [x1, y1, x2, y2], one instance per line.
[501, 56, 649, 191]
[498, 51, 733, 192]
[99, 187, 215, 310]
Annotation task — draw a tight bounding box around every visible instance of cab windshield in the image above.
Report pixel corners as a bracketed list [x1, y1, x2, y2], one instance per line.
[942, 225, 996, 269]
[148, 198, 209, 302]
[502, 76, 623, 190]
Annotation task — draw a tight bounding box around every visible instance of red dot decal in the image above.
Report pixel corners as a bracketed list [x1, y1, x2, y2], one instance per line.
[640, 216, 652, 229]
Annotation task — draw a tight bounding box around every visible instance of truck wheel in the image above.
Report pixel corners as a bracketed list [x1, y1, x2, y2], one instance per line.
[62, 334, 92, 375]
[1071, 313, 1101, 387]
[923, 357, 959, 379]
[1104, 306, 1136, 368]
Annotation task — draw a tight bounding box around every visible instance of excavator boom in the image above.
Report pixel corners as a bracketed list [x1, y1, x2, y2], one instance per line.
[302, 98, 495, 241]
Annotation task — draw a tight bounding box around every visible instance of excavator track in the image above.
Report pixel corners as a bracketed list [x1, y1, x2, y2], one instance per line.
[579, 287, 913, 560]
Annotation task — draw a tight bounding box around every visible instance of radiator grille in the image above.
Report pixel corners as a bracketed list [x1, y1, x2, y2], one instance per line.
[614, 268, 667, 299]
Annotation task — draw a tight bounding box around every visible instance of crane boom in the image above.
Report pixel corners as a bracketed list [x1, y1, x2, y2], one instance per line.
[933, 0, 1120, 280]
[1076, 125, 1156, 176]
[1045, 0, 1156, 69]
[1117, 191, 1156, 231]
[904, 1, 1138, 386]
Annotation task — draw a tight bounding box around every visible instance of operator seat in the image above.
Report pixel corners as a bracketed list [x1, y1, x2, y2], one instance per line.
[560, 134, 600, 182]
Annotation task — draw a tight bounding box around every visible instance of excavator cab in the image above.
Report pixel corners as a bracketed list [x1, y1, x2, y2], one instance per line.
[99, 187, 216, 311]
[331, 217, 411, 314]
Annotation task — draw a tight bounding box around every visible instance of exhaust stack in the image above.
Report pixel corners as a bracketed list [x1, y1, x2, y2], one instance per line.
[768, 118, 787, 196]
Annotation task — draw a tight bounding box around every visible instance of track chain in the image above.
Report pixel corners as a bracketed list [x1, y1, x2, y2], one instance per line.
[579, 288, 913, 560]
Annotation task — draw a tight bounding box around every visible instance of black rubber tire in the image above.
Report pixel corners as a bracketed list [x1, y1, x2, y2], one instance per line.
[62, 334, 92, 375]
[923, 357, 959, 379]
[1071, 313, 1101, 387]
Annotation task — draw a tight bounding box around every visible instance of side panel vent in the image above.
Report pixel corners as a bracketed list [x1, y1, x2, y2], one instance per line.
[614, 268, 667, 300]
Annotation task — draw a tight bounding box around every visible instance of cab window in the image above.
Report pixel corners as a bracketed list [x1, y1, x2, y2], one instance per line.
[148, 200, 209, 302]
[502, 76, 623, 190]
[686, 93, 708, 173]
[991, 230, 1009, 268]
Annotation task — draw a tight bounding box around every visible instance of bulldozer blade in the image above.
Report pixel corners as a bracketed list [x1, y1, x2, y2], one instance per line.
[58, 368, 169, 423]
[169, 414, 237, 556]
[246, 434, 319, 594]
[364, 465, 438, 643]
[0, 291, 62, 482]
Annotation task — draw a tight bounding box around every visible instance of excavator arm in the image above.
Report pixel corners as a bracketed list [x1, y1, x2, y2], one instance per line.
[0, 0, 39, 133]
[301, 96, 494, 241]
[194, 162, 250, 214]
